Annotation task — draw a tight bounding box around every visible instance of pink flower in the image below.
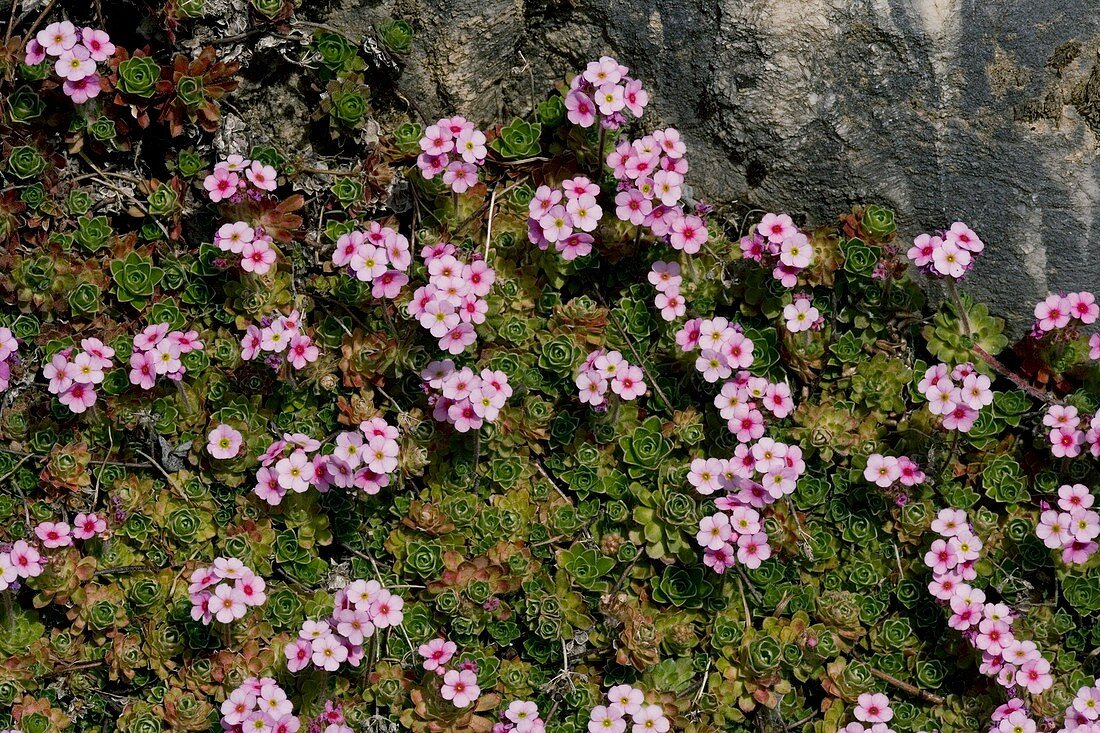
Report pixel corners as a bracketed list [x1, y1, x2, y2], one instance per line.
[276, 450, 316, 493]
[907, 233, 940, 267]
[854, 693, 893, 724]
[134, 322, 169, 351]
[945, 222, 983, 252]
[420, 125, 455, 156]
[441, 669, 480, 708]
[419, 638, 457, 672]
[56, 45, 95, 81]
[287, 335, 319, 370]
[59, 382, 96, 413]
[81, 28, 115, 61]
[924, 539, 959, 574]
[863, 454, 900, 487]
[1067, 291, 1099, 323]
[565, 90, 597, 127]
[1035, 294, 1072, 332]
[931, 508, 967, 537]
[615, 189, 651, 225]
[209, 583, 249, 623]
[1015, 657, 1053, 694]
[1050, 426, 1085, 458]
[697, 513, 731, 550]
[24, 39, 46, 65]
[610, 365, 646, 400]
[369, 589, 404, 627]
[73, 513, 106, 539]
[242, 239, 277, 274]
[311, 634, 348, 671]
[1089, 333, 1100, 360]
[37, 21, 78, 56]
[221, 687, 258, 725]
[207, 424, 243, 460]
[204, 168, 240, 203]
[779, 232, 813, 269]
[443, 161, 479, 193]
[35, 521, 72, 548]
[670, 214, 708, 254]
[783, 300, 819, 332]
[455, 129, 487, 164]
[736, 532, 771, 569]
[759, 213, 796, 243]
[631, 704, 669, 733]
[235, 572, 267, 607]
[931, 240, 970, 278]
[216, 221, 255, 253]
[246, 161, 278, 191]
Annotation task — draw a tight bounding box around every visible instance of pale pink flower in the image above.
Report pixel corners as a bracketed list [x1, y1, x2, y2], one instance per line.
[246, 161, 278, 191]
[37, 21, 78, 56]
[35, 521, 72, 548]
[418, 638, 456, 672]
[207, 424, 243, 459]
[210, 583, 249, 623]
[759, 213, 796, 243]
[854, 693, 893, 724]
[56, 45, 95, 81]
[1035, 294, 1071, 332]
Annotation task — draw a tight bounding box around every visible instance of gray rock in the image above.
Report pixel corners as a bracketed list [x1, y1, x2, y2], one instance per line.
[354, 0, 1100, 333]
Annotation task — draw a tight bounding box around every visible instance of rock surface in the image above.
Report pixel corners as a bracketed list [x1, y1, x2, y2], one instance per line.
[335, 0, 1100, 332]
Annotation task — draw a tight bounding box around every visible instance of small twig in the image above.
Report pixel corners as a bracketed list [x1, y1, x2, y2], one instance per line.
[93, 565, 147, 578]
[972, 344, 1061, 406]
[868, 667, 945, 706]
[25, 0, 58, 40]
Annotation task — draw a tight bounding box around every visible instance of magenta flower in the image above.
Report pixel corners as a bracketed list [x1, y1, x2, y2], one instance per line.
[81, 28, 115, 61]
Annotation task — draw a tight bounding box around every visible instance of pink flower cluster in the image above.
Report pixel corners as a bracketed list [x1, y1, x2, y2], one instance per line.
[713, 370, 794, 443]
[1031, 291, 1097, 335]
[689, 437, 806, 574]
[862, 454, 926, 488]
[188, 557, 266, 625]
[677, 316, 755, 384]
[527, 177, 602, 260]
[907, 222, 984, 279]
[841, 692, 895, 733]
[417, 642, 486, 710]
[1, 514, 106, 591]
[220, 678, 300, 733]
[917, 362, 991, 433]
[128, 323, 204, 390]
[923, 508, 1053, 696]
[25, 22, 114, 103]
[407, 243, 496, 355]
[740, 213, 816, 288]
[215, 221, 277, 275]
[608, 130, 708, 254]
[416, 116, 487, 193]
[207, 424, 244, 460]
[494, 701, 545, 733]
[1052, 677, 1100, 733]
[566, 56, 648, 129]
[43, 337, 115, 414]
[254, 420, 400, 505]
[1036, 483, 1099, 565]
[240, 310, 320, 372]
[586, 685, 669, 733]
[575, 349, 647, 406]
[783, 292, 822, 333]
[331, 221, 412, 297]
[1043, 403, 1100, 459]
[422, 360, 512, 432]
[284, 579, 404, 672]
[647, 261, 686, 321]
[203, 155, 278, 203]
[0, 327, 18, 393]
